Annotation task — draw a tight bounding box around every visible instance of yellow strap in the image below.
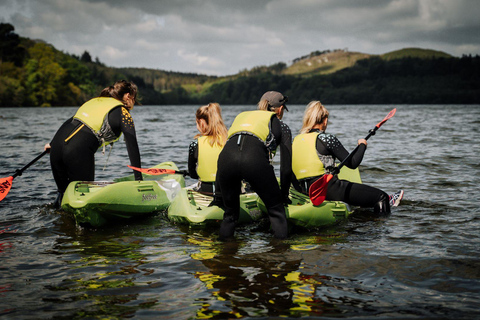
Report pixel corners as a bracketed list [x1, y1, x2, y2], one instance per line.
[64, 124, 85, 142]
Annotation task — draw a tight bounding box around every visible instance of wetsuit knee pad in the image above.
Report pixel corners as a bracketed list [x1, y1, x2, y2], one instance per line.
[374, 193, 391, 217]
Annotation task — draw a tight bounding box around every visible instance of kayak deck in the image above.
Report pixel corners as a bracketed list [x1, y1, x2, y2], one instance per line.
[61, 162, 185, 227]
[167, 187, 263, 227]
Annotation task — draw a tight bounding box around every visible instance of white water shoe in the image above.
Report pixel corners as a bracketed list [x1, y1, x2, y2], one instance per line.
[389, 190, 404, 207]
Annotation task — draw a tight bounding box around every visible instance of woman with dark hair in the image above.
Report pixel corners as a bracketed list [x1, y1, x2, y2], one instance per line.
[46, 80, 142, 207]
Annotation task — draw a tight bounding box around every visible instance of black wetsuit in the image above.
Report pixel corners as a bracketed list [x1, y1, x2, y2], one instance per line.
[216, 116, 292, 239]
[187, 139, 200, 180]
[50, 106, 142, 199]
[296, 129, 389, 215]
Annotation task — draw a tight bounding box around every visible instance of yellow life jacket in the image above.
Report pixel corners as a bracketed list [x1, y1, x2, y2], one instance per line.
[72, 97, 124, 148]
[196, 136, 223, 182]
[292, 132, 325, 180]
[227, 110, 275, 142]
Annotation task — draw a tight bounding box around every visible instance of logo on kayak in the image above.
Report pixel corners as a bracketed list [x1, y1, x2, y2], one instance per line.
[142, 194, 157, 202]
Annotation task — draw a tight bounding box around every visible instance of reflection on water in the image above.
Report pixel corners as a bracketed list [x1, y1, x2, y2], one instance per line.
[1, 105, 480, 319]
[186, 230, 353, 318]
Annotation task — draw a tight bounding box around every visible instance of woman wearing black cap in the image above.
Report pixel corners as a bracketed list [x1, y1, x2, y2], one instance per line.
[216, 91, 292, 240]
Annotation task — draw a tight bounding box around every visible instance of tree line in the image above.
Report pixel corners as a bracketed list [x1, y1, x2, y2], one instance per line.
[1, 23, 479, 107]
[206, 55, 479, 105]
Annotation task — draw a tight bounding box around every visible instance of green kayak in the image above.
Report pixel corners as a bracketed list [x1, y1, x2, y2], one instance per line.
[258, 167, 362, 229]
[61, 162, 185, 227]
[167, 187, 263, 227]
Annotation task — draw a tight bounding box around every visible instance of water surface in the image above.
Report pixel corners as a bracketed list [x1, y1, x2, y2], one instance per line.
[1, 104, 479, 319]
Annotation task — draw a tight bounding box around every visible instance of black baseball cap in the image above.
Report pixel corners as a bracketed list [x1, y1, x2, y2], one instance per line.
[261, 91, 289, 112]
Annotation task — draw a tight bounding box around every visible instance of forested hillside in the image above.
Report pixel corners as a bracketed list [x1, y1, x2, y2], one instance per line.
[1, 23, 479, 107]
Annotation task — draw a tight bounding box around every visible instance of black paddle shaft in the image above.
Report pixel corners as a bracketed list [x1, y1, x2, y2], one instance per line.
[333, 127, 378, 175]
[12, 150, 48, 179]
[332, 108, 396, 175]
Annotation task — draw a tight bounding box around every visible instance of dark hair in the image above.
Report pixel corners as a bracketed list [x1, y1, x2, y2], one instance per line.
[99, 80, 138, 107]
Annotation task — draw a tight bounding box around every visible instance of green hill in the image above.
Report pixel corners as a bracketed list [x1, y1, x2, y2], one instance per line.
[381, 47, 452, 60]
[284, 49, 372, 76]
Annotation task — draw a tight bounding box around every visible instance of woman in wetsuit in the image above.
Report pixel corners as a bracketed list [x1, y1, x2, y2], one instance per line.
[216, 91, 293, 240]
[47, 80, 142, 207]
[187, 103, 228, 194]
[292, 101, 403, 216]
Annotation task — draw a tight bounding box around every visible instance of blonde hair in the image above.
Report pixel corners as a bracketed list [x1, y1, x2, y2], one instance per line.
[300, 101, 330, 134]
[257, 99, 271, 111]
[194, 103, 228, 147]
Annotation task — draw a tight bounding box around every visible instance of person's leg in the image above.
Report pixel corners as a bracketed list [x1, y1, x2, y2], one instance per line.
[217, 177, 242, 240]
[49, 148, 69, 208]
[216, 142, 243, 240]
[244, 161, 288, 239]
[327, 178, 391, 216]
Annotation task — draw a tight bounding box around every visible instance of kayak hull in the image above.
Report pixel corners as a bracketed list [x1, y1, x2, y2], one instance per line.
[167, 188, 263, 227]
[61, 162, 185, 227]
[258, 167, 361, 229]
[257, 188, 352, 229]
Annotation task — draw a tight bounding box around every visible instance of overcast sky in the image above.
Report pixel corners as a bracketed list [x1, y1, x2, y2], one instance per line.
[2, 0, 479, 76]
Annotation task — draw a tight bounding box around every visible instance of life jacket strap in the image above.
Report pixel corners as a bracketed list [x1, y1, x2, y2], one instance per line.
[64, 124, 85, 143]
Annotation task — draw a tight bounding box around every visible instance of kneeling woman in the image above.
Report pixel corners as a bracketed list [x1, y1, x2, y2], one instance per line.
[47, 80, 142, 207]
[187, 103, 228, 193]
[216, 91, 292, 240]
[292, 101, 403, 216]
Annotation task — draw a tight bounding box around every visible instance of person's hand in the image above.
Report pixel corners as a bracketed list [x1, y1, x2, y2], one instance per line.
[44, 143, 51, 153]
[358, 139, 367, 146]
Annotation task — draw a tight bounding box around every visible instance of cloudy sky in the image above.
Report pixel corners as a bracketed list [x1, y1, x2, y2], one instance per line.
[1, 0, 479, 76]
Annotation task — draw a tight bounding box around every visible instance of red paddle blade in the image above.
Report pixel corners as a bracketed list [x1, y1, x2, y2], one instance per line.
[0, 176, 14, 202]
[128, 165, 177, 175]
[308, 174, 333, 206]
[376, 108, 396, 128]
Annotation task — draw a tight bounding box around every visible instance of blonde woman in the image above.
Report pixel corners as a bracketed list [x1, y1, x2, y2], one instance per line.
[216, 91, 292, 240]
[188, 103, 228, 194]
[292, 101, 403, 216]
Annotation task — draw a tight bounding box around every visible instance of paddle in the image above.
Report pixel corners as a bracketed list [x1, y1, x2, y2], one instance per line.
[128, 165, 189, 176]
[0, 150, 49, 202]
[309, 108, 397, 206]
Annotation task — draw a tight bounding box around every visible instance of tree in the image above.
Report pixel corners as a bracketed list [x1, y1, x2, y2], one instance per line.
[80, 50, 92, 63]
[0, 23, 26, 66]
[24, 43, 66, 107]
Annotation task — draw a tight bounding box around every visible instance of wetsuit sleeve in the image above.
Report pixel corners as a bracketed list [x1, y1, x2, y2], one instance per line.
[188, 139, 199, 180]
[317, 133, 366, 169]
[272, 117, 293, 202]
[108, 107, 142, 180]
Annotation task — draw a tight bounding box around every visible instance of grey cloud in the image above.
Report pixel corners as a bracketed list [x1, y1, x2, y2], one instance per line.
[1, 0, 479, 75]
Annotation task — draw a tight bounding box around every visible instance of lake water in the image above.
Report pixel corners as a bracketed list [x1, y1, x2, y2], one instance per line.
[1, 104, 479, 319]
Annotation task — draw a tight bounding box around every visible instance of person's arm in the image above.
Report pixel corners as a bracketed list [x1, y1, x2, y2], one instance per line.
[317, 133, 366, 169]
[187, 139, 199, 180]
[272, 118, 293, 203]
[110, 107, 142, 180]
